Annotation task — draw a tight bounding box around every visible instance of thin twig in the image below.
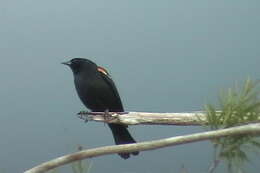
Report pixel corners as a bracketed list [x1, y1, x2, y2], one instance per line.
[25, 123, 260, 173]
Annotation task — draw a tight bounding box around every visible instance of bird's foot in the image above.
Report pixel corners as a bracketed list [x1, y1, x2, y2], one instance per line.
[77, 111, 90, 123]
[103, 109, 111, 121]
[77, 110, 89, 115]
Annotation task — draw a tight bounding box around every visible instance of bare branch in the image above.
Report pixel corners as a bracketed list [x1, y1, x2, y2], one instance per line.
[25, 123, 260, 173]
[78, 111, 208, 125]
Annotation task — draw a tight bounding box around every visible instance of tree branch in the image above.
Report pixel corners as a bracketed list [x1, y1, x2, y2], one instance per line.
[25, 123, 260, 173]
[78, 111, 209, 126]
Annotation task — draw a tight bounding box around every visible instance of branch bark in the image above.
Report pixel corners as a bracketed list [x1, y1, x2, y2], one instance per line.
[78, 111, 208, 125]
[25, 123, 260, 173]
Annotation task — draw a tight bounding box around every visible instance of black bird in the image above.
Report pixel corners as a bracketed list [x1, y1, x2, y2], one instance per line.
[62, 58, 139, 159]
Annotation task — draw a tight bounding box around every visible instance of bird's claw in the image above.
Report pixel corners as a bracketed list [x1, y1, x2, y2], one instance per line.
[77, 111, 89, 115]
[104, 109, 110, 121]
[77, 111, 90, 123]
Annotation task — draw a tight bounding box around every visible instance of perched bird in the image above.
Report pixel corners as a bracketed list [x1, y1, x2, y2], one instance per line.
[62, 58, 139, 159]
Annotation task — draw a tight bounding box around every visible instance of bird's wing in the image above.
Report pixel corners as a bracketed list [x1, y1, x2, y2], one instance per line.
[97, 66, 124, 111]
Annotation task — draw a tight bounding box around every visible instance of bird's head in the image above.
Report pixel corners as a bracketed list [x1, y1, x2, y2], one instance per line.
[62, 58, 97, 74]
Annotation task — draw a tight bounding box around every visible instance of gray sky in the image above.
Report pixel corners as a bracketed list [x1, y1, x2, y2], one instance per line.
[0, 1, 260, 173]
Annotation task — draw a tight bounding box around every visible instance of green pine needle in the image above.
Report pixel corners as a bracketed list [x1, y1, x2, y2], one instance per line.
[205, 78, 260, 172]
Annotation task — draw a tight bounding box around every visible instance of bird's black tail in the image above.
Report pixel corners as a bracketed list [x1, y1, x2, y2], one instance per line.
[108, 124, 139, 159]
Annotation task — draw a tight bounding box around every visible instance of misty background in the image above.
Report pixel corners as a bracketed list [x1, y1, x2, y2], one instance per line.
[0, 1, 259, 173]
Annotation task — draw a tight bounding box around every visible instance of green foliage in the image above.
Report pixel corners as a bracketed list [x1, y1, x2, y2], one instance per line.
[205, 79, 260, 172]
[71, 145, 93, 173]
[71, 159, 92, 173]
[47, 168, 59, 173]
[47, 145, 93, 173]
[47, 158, 92, 173]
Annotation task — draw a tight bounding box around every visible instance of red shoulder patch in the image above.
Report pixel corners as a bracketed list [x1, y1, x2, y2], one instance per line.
[97, 66, 109, 76]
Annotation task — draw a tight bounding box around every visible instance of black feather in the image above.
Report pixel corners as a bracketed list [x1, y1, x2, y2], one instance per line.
[63, 58, 139, 159]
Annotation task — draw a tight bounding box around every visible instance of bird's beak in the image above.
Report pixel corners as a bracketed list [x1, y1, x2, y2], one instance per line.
[61, 60, 71, 66]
